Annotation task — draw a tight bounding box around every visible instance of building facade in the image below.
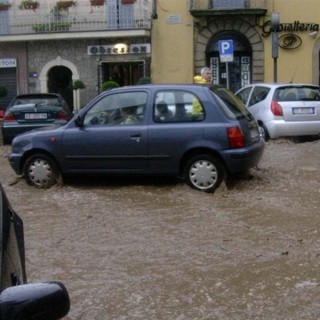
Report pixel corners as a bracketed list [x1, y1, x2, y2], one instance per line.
[1, 0, 320, 110]
[0, 0, 154, 111]
[151, 0, 320, 93]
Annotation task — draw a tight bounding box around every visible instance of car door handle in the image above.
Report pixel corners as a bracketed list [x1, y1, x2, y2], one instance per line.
[130, 133, 141, 142]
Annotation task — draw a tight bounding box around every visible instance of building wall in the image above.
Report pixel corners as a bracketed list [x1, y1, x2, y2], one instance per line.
[151, 0, 320, 87]
[151, 1, 194, 83]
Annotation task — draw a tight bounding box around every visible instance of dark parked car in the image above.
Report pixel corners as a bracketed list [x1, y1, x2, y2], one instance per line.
[0, 183, 70, 319]
[1, 93, 72, 144]
[8, 84, 265, 193]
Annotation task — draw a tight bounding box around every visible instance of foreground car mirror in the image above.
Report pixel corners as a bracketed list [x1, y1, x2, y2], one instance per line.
[0, 281, 70, 320]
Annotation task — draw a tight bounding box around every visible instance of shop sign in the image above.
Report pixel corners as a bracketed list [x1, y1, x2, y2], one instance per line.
[87, 43, 151, 55]
[0, 59, 17, 68]
[279, 34, 302, 50]
[261, 20, 319, 37]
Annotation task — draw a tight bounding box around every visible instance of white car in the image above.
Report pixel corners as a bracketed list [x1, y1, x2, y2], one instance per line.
[235, 83, 320, 140]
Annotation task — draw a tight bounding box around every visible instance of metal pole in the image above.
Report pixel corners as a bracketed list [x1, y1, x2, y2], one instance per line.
[226, 62, 230, 89]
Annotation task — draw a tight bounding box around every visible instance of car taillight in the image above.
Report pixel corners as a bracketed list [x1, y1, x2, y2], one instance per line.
[271, 100, 283, 116]
[0, 110, 4, 118]
[56, 110, 70, 121]
[227, 127, 245, 148]
[3, 111, 15, 122]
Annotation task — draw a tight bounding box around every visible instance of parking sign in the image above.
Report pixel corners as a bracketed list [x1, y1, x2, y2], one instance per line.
[219, 40, 234, 63]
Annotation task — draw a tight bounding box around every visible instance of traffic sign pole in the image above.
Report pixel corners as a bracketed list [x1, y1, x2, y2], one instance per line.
[218, 40, 234, 90]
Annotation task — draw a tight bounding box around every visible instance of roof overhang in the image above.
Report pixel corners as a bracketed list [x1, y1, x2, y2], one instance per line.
[0, 29, 151, 43]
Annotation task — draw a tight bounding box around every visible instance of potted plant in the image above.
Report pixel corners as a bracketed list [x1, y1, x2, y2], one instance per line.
[101, 80, 120, 91]
[19, 0, 39, 10]
[0, 2, 11, 10]
[0, 86, 7, 98]
[54, 0, 76, 11]
[32, 22, 72, 32]
[90, 0, 104, 6]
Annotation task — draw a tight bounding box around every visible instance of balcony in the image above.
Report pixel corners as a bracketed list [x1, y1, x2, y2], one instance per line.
[189, 0, 267, 17]
[0, 0, 153, 42]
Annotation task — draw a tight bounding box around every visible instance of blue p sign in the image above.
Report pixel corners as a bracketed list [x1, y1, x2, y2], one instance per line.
[219, 40, 234, 62]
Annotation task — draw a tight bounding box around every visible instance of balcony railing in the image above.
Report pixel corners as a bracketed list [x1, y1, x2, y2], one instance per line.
[0, 0, 153, 36]
[189, 0, 267, 10]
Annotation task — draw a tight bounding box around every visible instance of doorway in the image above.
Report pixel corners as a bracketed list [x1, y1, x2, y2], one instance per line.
[47, 66, 73, 110]
[207, 31, 252, 92]
[101, 61, 149, 87]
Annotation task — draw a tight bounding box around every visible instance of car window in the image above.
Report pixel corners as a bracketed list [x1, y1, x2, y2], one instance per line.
[236, 87, 252, 105]
[84, 92, 147, 126]
[210, 86, 253, 120]
[13, 97, 61, 107]
[274, 86, 320, 102]
[248, 86, 270, 106]
[153, 90, 204, 123]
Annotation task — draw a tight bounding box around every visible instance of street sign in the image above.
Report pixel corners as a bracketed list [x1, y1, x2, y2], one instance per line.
[218, 40, 234, 63]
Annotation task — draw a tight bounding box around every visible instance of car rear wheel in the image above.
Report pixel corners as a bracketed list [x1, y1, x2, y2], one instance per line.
[258, 123, 269, 141]
[23, 154, 61, 188]
[184, 154, 224, 193]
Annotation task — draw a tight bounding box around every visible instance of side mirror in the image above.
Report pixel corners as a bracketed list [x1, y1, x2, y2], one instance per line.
[0, 282, 70, 320]
[74, 115, 84, 127]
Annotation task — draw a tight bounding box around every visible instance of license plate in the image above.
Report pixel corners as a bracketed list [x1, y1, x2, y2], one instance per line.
[25, 113, 47, 119]
[292, 107, 315, 115]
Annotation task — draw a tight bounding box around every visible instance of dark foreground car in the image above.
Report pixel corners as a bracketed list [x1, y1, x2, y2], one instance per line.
[8, 84, 265, 193]
[1, 93, 72, 145]
[0, 183, 70, 319]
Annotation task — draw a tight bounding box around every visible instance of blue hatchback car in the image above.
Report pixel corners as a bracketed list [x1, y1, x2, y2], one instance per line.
[8, 84, 265, 192]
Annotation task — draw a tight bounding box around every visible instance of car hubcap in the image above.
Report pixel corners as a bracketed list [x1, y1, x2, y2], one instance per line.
[28, 159, 53, 187]
[189, 160, 217, 190]
[259, 126, 265, 140]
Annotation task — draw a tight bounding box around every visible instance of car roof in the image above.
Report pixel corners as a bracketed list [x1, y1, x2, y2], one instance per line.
[243, 83, 320, 88]
[13, 93, 62, 98]
[107, 83, 221, 90]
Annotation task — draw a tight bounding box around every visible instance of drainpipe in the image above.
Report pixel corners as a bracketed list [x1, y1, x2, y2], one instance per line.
[152, 0, 158, 19]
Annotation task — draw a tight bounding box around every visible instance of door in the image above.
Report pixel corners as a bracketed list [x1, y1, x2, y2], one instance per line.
[61, 90, 148, 173]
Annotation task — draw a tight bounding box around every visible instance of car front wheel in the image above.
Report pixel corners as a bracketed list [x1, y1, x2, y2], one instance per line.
[184, 154, 224, 193]
[23, 154, 61, 188]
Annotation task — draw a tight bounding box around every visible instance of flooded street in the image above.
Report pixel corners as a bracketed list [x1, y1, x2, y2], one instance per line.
[1, 138, 320, 319]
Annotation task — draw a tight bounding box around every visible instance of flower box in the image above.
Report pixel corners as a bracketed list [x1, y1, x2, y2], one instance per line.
[121, 0, 135, 4]
[19, 1, 39, 10]
[90, 0, 104, 6]
[55, 0, 76, 11]
[0, 3, 11, 11]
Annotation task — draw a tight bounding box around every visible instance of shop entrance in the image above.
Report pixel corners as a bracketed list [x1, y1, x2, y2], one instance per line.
[208, 32, 252, 92]
[101, 61, 148, 87]
[47, 66, 73, 110]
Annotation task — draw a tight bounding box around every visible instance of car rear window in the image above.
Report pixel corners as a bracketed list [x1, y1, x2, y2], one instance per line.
[13, 97, 60, 106]
[209, 86, 253, 120]
[274, 86, 320, 102]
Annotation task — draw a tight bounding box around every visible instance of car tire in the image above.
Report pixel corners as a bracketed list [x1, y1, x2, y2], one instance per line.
[23, 154, 61, 188]
[258, 123, 269, 141]
[184, 154, 224, 193]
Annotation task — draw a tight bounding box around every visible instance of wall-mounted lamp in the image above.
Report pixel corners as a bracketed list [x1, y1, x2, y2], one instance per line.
[114, 43, 128, 54]
[309, 31, 318, 38]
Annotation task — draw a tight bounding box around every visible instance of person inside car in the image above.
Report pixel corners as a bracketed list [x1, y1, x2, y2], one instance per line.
[155, 101, 173, 122]
[120, 105, 141, 125]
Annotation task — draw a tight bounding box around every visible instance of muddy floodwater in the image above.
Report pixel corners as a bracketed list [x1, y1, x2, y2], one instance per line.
[1, 138, 320, 319]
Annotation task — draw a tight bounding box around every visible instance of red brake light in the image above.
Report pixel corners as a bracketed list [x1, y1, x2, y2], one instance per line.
[0, 110, 4, 118]
[56, 110, 69, 121]
[3, 111, 15, 122]
[227, 127, 245, 148]
[271, 100, 283, 116]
